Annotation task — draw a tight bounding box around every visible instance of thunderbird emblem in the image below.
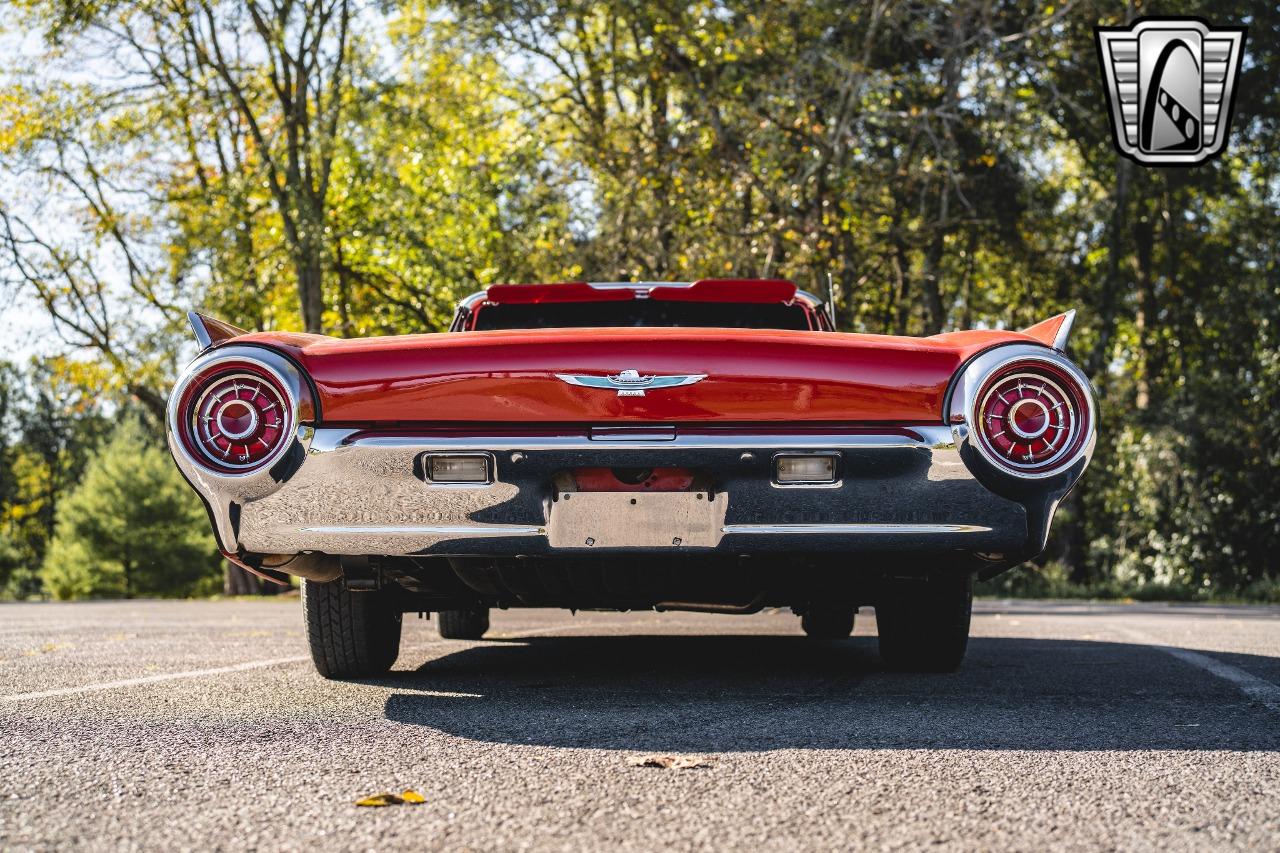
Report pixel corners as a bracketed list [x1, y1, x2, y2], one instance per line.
[555, 369, 707, 397]
[1095, 18, 1246, 166]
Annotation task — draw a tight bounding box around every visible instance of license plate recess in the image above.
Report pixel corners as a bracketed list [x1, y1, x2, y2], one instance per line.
[547, 491, 728, 548]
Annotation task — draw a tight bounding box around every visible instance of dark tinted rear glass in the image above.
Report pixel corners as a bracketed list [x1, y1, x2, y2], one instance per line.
[472, 300, 811, 331]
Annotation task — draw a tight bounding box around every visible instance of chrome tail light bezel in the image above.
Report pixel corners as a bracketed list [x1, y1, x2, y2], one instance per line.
[949, 345, 1097, 481]
[167, 346, 312, 481]
[186, 368, 291, 472]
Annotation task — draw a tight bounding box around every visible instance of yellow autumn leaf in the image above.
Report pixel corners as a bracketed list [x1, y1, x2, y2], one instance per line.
[400, 790, 426, 804]
[355, 792, 404, 807]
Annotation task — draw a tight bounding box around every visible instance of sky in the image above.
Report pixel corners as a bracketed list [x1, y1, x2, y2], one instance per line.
[0, 25, 63, 366]
[0, 290, 56, 363]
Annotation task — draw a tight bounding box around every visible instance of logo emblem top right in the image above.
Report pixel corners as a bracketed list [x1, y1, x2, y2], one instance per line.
[1096, 18, 1246, 166]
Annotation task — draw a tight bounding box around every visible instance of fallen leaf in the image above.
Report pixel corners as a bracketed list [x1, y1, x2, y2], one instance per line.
[355, 792, 404, 807]
[400, 790, 426, 804]
[626, 754, 715, 770]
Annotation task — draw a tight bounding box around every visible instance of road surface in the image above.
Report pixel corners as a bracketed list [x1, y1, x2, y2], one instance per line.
[3, 599, 1280, 850]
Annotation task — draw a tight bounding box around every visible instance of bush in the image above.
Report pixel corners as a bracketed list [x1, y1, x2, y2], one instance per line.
[0, 533, 25, 596]
[41, 418, 219, 599]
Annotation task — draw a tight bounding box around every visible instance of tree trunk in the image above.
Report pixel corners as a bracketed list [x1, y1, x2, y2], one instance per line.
[1149, 177, 1179, 408]
[222, 561, 283, 596]
[918, 19, 961, 337]
[892, 237, 912, 335]
[1132, 209, 1155, 410]
[336, 240, 353, 337]
[224, 561, 258, 595]
[1059, 487, 1089, 583]
[1087, 157, 1132, 380]
[959, 232, 977, 331]
[297, 252, 325, 334]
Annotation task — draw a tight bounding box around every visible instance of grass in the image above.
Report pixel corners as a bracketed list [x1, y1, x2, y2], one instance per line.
[977, 564, 1280, 604]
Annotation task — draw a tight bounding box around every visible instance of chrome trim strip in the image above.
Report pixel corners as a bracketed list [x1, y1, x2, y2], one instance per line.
[316, 427, 958, 454]
[300, 524, 544, 537]
[589, 426, 678, 441]
[456, 291, 488, 312]
[1053, 309, 1077, 351]
[587, 281, 692, 290]
[794, 290, 827, 314]
[298, 522, 992, 539]
[723, 523, 994, 535]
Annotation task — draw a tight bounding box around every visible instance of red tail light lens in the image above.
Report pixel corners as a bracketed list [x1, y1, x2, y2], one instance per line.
[180, 363, 293, 473]
[976, 361, 1090, 475]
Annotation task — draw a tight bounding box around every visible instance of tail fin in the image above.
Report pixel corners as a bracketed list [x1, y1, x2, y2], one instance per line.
[1020, 310, 1076, 351]
[187, 311, 248, 351]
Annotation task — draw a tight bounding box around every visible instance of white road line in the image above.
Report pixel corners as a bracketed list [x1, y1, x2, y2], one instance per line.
[1120, 628, 1280, 714]
[2, 655, 309, 703]
[2, 622, 586, 703]
[1, 617, 743, 703]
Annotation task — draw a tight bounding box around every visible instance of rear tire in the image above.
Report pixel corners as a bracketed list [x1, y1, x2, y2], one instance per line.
[876, 573, 973, 672]
[302, 579, 401, 679]
[437, 607, 490, 640]
[801, 606, 855, 639]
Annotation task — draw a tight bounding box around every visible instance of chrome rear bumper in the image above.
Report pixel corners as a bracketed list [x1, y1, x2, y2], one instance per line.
[172, 424, 1078, 565]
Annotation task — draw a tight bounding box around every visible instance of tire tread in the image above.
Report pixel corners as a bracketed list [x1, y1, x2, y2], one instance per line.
[302, 579, 401, 679]
[876, 574, 973, 672]
[437, 608, 490, 640]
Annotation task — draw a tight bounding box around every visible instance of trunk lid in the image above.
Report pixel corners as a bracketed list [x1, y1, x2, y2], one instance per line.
[234, 326, 1041, 425]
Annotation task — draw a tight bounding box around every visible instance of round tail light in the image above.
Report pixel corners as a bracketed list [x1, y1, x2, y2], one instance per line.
[974, 360, 1091, 475]
[178, 362, 294, 473]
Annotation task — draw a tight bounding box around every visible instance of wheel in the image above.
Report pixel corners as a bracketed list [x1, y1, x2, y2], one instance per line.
[876, 573, 973, 672]
[302, 578, 401, 679]
[801, 606, 855, 639]
[437, 607, 490, 640]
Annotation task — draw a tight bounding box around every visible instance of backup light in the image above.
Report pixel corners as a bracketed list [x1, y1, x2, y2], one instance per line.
[428, 454, 491, 484]
[774, 454, 837, 484]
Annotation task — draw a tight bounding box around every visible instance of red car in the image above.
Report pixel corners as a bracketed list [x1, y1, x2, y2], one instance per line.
[168, 279, 1095, 676]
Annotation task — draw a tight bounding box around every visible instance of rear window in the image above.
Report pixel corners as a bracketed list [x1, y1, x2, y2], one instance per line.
[470, 300, 813, 331]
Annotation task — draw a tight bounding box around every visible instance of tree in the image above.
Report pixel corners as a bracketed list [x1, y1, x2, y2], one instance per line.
[41, 417, 219, 599]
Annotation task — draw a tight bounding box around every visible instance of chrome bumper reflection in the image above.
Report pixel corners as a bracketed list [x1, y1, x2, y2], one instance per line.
[176, 425, 1035, 557]
[722, 523, 993, 535]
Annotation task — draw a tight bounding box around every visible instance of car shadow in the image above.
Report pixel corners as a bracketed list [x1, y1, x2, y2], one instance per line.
[376, 634, 1280, 753]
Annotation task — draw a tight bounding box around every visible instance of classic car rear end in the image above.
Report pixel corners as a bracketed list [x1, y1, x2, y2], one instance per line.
[168, 279, 1095, 677]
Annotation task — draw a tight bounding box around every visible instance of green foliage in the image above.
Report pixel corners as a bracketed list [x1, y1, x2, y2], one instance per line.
[40, 418, 219, 599]
[0, 531, 23, 595]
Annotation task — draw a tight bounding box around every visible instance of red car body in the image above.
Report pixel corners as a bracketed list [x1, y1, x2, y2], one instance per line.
[233, 325, 1036, 425]
[168, 279, 1095, 676]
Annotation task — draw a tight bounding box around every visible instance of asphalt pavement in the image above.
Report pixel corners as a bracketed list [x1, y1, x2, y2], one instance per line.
[3, 598, 1280, 851]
